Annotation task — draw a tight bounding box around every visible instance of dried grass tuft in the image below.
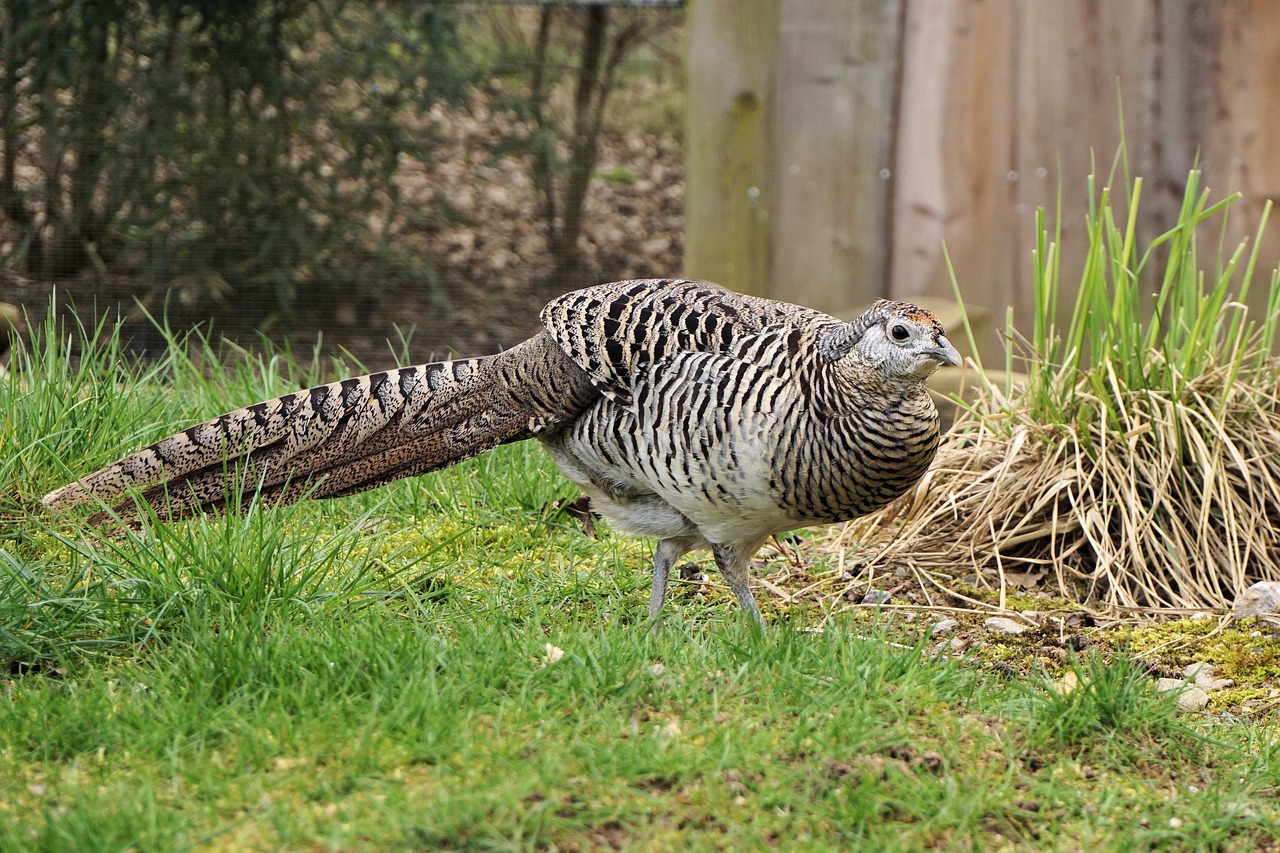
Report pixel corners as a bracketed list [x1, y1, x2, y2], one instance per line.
[840, 151, 1280, 612]
[858, 359, 1280, 610]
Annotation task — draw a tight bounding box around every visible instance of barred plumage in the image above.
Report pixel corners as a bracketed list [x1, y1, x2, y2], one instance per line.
[43, 278, 960, 627]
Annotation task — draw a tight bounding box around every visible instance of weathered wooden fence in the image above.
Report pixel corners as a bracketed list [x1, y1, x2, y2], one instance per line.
[685, 0, 1280, 359]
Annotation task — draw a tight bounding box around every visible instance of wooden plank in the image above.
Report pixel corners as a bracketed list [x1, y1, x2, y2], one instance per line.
[770, 0, 902, 316]
[890, 0, 1164, 361]
[683, 0, 779, 296]
[685, 0, 1280, 343]
[1009, 2, 1159, 337]
[889, 0, 1017, 361]
[1152, 0, 1215, 222]
[1203, 1, 1280, 322]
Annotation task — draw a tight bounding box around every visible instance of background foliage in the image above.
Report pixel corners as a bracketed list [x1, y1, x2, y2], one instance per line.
[0, 2, 683, 346]
[1, 0, 471, 319]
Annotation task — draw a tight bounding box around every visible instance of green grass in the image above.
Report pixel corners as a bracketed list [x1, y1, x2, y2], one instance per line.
[3, 313, 1280, 850]
[952, 146, 1280, 421]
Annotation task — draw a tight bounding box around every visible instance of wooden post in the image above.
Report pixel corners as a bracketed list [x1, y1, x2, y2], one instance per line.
[889, 0, 1016, 327]
[1203, 0, 1280, 323]
[890, 1, 1161, 358]
[772, 0, 902, 317]
[683, 0, 779, 296]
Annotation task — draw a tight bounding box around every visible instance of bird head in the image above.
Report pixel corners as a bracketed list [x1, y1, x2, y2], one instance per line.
[822, 300, 962, 380]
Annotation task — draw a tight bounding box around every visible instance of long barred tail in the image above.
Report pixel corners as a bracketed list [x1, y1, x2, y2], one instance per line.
[42, 332, 596, 525]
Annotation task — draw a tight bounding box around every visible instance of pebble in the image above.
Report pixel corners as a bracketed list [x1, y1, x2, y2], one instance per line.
[929, 635, 969, 658]
[1182, 662, 1233, 691]
[861, 589, 893, 606]
[931, 618, 959, 637]
[1156, 678, 1210, 712]
[983, 617, 1028, 636]
[1231, 581, 1280, 621]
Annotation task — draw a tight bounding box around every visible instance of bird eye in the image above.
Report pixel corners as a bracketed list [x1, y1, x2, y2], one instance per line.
[890, 323, 910, 342]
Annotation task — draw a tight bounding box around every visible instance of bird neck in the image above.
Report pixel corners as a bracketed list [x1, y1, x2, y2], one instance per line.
[809, 355, 934, 422]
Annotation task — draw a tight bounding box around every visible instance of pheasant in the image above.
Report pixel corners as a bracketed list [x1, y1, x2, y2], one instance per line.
[43, 278, 961, 627]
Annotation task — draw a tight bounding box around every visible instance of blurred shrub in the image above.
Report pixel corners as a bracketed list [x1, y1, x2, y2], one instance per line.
[0, 0, 470, 317]
[480, 4, 682, 292]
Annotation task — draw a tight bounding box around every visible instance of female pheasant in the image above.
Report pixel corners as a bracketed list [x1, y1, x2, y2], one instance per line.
[44, 279, 961, 627]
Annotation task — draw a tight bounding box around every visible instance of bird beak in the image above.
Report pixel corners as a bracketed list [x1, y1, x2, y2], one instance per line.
[929, 336, 962, 367]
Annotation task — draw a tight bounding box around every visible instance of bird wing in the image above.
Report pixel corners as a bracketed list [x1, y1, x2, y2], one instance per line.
[539, 278, 831, 407]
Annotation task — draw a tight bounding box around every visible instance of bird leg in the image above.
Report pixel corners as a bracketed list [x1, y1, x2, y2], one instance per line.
[649, 536, 696, 622]
[712, 542, 767, 630]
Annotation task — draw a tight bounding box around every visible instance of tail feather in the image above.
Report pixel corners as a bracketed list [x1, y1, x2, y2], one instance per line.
[42, 332, 596, 525]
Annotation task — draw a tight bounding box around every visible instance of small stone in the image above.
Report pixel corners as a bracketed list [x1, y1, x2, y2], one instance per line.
[1156, 678, 1210, 712]
[983, 617, 1028, 636]
[931, 618, 959, 637]
[1188, 612, 1213, 621]
[650, 663, 667, 677]
[1232, 581, 1280, 621]
[949, 637, 968, 651]
[1182, 661, 1213, 680]
[861, 589, 893, 606]
[1168, 817, 1183, 829]
[1182, 662, 1233, 691]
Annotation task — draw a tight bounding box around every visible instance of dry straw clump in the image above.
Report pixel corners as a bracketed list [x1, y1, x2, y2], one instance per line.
[872, 359, 1280, 611]
[858, 163, 1280, 612]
